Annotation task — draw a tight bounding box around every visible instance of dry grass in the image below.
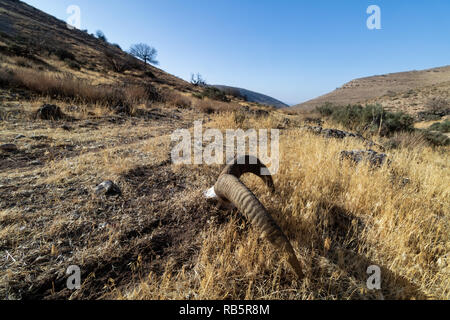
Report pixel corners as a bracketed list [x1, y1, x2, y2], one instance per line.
[161, 89, 192, 109]
[119, 112, 449, 300]
[193, 98, 241, 114]
[1, 103, 449, 300]
[0, 66, 156, 111]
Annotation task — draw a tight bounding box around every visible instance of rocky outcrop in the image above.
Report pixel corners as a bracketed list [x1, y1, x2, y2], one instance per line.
[340, 149, 389, 168]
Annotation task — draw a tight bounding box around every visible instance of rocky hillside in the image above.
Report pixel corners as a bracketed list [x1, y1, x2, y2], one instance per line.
[292, 65, 450, 116]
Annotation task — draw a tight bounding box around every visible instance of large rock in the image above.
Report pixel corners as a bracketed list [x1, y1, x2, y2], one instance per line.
[340, 149, 389, 168]
[36, 104, 66, 120]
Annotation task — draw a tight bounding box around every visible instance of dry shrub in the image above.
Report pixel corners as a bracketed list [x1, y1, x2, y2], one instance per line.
[161, 89, 192, 109]
[385, 131, 428, 150]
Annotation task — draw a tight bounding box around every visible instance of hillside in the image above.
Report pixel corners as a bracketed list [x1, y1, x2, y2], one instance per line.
[0, 0, 196, 93]
[213, 85, 289, 109]
[0, 0, 449, 301]
[292, 65, 450, 115]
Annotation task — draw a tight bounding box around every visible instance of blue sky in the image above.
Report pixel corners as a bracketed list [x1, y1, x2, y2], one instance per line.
[24, 0, 450, 105]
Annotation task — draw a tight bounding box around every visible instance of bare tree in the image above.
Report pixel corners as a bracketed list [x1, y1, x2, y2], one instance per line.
[96, 30, 108, 42]
[191, 73, 207, 87]
[129, 43, 159, 66]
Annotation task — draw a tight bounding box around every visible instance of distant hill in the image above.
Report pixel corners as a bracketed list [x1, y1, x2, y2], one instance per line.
[291, 65, 450, 115]
[213, 85, 289, 109]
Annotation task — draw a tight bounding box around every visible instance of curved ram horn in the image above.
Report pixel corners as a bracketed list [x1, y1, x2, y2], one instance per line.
[213, 156, 303, 279]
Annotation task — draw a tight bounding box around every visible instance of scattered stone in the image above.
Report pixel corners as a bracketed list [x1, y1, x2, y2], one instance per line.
[30, 160, 42, 166]
[14, 134, 26, 140]
[323, 128, 358, 139]
[0, 144, 18, 152]
[31, 135, 48, 141]
[35, 104, 66, 120]
[340, 149, 389, 168]
[61, 124, 71, 131]
[95, 180, 121, 196]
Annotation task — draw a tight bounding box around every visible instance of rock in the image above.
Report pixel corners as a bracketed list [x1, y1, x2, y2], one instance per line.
[305, 125, 386, 151]
[113, 105, 132, 115]
[14, 134, 26, 140]
[340, 149, 389, 168]
[95, 180, 121, 196]
[322, 128, 358, 139]
[36, 104, 66, 120]
[31, 135, 48, 141]
[0, 144, 18, 152]
[61, 124, 71, 131]
[30, 160, 42, 166]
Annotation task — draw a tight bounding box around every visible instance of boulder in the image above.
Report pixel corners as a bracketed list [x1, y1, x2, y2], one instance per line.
[340, 149, 389, 168]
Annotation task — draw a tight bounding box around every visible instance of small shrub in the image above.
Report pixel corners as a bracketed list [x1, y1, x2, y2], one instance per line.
[317, 103, 414, 136]
[15, 57, 33, 68]
[384, 131, 427, 150]
[200, 87, 230, 102]
[162, 90, 191, 108]
[144, 70, 156, 78]
[66, 60, 81, 70]
[316, 102, 334, 116]
[386, 90, 397, 97]
[194, 99, 240, 114]
[9, 44, 28, 57]
[421, 130, 450, 147]
[233, 110, 247, 125]
[192, 92, 203, 100]
[425, 97, 450, 114]
[96, 30, 108, 42]
[381, 111, 415, 136]
[402, 89, 416, 98]
[428, 119, 450, 133]
[218, 87, 247, 101]
[55, 48, 75, 61]
[0, 69, 13, 86]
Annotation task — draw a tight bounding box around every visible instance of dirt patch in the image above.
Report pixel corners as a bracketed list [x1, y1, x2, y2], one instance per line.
[1, 159, 224, 300]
